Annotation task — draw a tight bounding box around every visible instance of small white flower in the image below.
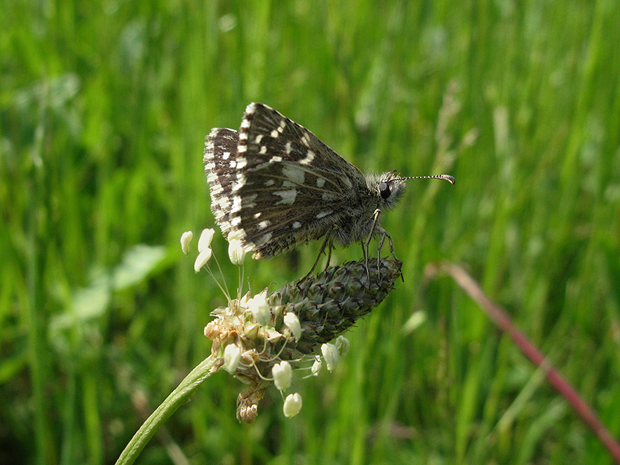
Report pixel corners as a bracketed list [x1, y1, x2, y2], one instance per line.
[283, 312, 301, 341]
[194, 247, 212, 272]
[198, 228, 215, 252]
[310, 356, 322, 376]
[247, 292, 270, 325]
[239, 292, 251, 306]
[244, 322, 260, 340]
[335, 336, 350, 356]
[272, 361, 292, 391]
[283, 393, 303, 418]
[262, 327, 283, 343]
[321, 343, 339, 372]
[228, 238, 246, 265]
[223, 344, 241, 373]
[180, 231, 193, 255]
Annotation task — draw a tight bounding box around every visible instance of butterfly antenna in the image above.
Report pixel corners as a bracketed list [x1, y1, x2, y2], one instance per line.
[397, 174, 455, 185]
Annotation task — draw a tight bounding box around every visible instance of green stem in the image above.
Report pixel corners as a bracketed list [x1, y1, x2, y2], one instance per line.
[115, 355, 219, 465]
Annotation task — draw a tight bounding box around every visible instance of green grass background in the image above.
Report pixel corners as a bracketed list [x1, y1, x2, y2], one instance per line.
[2, 0, 620, 463]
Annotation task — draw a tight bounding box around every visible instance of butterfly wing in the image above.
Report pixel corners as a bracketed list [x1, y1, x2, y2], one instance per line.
[205, 103, 368, 258]
[204, 128, 240, 238]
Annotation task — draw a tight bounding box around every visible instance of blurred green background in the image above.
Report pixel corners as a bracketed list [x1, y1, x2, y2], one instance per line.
[2, 0, 620, 463]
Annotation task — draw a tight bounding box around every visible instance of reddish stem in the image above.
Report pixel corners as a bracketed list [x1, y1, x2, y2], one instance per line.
[427, 262, 620, 464]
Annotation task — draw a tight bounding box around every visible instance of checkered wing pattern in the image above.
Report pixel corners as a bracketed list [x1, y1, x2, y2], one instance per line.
[205, 103, 367, 259]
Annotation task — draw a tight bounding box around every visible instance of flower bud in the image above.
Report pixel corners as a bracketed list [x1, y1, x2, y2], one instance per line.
[247, 292, 271, 325]
[180, 231, 193, 255]
[272, 361, 292, 391]
[321, 343, 339, 372]
[283, 312, 301, 341]
[198, 228, 215, 252]
[194, 247, 212, 272]
[223, 344, 241, 373]
[228, 238, 246, 265]
[283, 393, 303, 418]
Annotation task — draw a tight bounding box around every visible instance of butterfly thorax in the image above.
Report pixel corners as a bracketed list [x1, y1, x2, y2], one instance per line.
[329, 171, 406, 247]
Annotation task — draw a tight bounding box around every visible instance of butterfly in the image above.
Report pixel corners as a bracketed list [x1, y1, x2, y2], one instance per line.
[204, 103, 454, 269]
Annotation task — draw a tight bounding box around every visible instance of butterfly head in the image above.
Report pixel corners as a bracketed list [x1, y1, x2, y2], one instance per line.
[371, 171, 406, 209]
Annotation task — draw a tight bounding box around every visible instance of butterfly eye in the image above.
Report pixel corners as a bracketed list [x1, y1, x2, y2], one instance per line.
[379, 182, 391, 199]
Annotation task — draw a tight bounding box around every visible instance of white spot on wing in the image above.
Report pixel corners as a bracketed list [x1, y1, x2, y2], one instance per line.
[270, 155, 283, 163]
[316, 210, 332, 219]
[231, 196, 243, 213]
[259, 145, 267, 154]
[245, 103, 257, 114]
[228, 229, 246, 241]
[258, 220, 270, 230]
[232, 174, 246, 192]
[204, 140, 214, 158]
[301, 132, 311, 147]
[274, 189, 298, 205]
[258, 232, 273, 244]
[217, 196, 231, 210]
[292, 221, 302, 229]
[299, 150, 315, 165]
[282, 164, 305, 184]
[270, 129, 279, 138]
[316, 177, 326, 187]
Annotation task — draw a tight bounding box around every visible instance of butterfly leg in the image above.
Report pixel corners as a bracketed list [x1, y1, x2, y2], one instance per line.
[362, 209, 384, 279]
[375, 226, 397, 260]
[363, 210, 399, 279]
[302, 233, 333, 281]
[374, 225, 403, 281]
[360, 240, 370, 282]
[323, 240, 334, 271]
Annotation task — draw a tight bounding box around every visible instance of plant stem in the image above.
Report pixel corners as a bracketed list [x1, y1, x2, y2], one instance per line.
[115, 355, 219, 465]
[428, 262, 620, 464]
